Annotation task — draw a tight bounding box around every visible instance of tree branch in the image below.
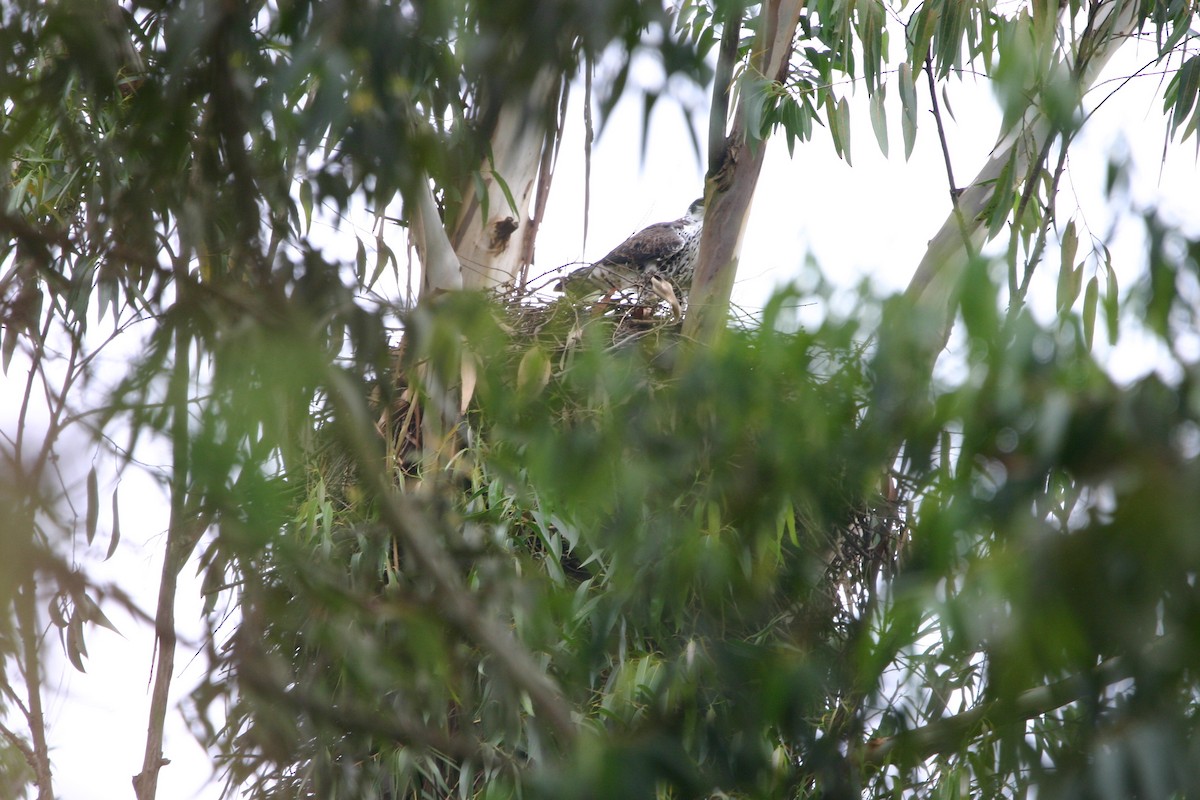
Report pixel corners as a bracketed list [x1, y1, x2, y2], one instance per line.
[683, 0, 804, 346]
[707, 1, 745, 177]
[15, 575, 53, 800]
[923, 50, 976, 267]
[134, 252, 205, 800]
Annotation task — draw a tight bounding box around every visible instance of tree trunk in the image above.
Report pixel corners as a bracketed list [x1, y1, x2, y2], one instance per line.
[683, 0, 804, 345]
[450, 72, 564, 291]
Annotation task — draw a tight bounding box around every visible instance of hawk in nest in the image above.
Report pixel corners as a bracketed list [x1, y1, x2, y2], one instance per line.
[557, 198, 705, 319]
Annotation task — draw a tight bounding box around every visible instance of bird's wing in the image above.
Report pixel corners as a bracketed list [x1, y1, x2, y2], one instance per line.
[556, 219, 687, 294]
[595, 220, 687, 267]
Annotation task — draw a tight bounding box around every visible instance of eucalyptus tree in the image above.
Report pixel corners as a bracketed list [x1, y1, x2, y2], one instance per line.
[4, 1, 1200, 799]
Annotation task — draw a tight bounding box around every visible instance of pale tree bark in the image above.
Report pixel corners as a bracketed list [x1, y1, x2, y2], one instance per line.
[683, 0, 804, 345]
[904, 1, 1141, 354]
[411, 177, 465, 296]
[408, 77, 564, 459]
[451, 72, 564, 291]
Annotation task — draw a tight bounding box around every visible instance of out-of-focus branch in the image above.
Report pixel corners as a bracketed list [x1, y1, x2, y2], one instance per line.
[15, 575, 53, 800]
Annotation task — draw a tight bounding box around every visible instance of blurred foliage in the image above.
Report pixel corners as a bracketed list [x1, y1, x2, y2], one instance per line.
[4, 2, 1200, 800]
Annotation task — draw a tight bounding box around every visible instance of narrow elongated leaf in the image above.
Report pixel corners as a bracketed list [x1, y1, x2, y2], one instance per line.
[106, 488, 121, 561]
[941, 84, 956, 122]
[1060, 219, 1079, 277]
[1, 324, 17, 374]
[67, 614, 87, 672]
[829, 96, 853, 165]
[48, 593, 69, 628]
[299, 179, 313, 234]
[1104, 255, 1120, 346]
[899, 62, 918, 159]
[1082, 275, 1098, 350]
[869, 87, 888, 156]
[79, 593, 120, 634]
[86, 466, 99, 545]
[1167, 54, 1200, 135]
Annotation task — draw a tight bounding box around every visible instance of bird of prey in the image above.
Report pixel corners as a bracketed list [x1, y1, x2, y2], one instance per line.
[557, 198, 705, 318]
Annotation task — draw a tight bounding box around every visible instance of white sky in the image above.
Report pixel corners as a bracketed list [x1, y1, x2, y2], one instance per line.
[5, 13, 1200, 800]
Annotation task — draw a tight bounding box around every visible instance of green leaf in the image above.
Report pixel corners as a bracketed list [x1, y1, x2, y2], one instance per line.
[517, 346, 552, 398]
[1060, 219, 1079, 280]
[368, 236, 393, 289]
[1082, 275, 1098, 351]
[106, 488, 121, 561]
[1056, 221, 1082, 315]
[300, 179, 313, 234]
[869, 86, 888, 157]
[984, 155, 1016, 239]
[827, 95, 852, 165]
[941, 84, 956, 122]
[86, 466, 99, 546]
[1104, 253, 1119, 346]
[492, 169, 519, 217]
[1168, 54, 1200, 138]
[899, 62, 918, 160]
[908, 3, 937, 67]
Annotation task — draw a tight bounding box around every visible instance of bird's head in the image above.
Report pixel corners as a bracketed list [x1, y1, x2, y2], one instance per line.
[687, 197, 705, 222]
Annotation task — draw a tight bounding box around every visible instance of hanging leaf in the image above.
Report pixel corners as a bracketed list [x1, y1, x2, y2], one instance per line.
[1166, 54, 1200, 137]
[79, 592, 120, 634]
[1, 324, 17, 374]
[899, 62, 918, 159]
[67, 614, 87, 673]
[1060, 219, 1079, 277]
[48, 591, 69, 628]
[827, 95, 853, 165]
[299, 179, 313, 234]
[869, 87, 889, 156]
[106, 487, 121, 561]
[1104, 254, 1120, 346]
[941, 84, 957, 122]
[355, 236, 367, 282]
[1082, 275, 1098, 350]
[86, 466, 99, 546]
[1057, 221, 1081, 315]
